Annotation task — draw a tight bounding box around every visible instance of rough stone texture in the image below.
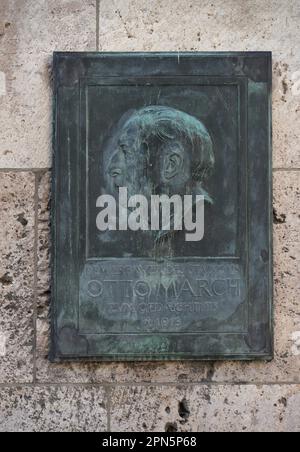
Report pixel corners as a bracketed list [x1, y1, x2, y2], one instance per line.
[99, 0, 300, 168]
[35, 170, 300, 385]
[0, 172, 35, 383]
[110, 384, 300, 432]
[0, 0, 96, 169]
[0, 386, 107, 432]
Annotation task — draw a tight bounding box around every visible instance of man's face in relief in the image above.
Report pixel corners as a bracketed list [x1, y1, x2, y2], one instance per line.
[106, 122, 152, 201]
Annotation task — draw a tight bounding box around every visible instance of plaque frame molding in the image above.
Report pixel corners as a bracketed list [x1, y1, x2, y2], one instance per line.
[51, 52, 273, 362]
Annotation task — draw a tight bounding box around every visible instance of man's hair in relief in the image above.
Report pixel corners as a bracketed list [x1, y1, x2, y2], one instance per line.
[123, 106, 215, 182]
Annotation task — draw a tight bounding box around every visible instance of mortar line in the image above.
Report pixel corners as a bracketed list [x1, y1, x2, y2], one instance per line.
[0, 381, 300, 388]
[0, 167, 300, 173]
[96, 0, 100, 51]
[0, 168, 50, 173]
[273, 167, 300, 172]
[32, 173, 40, 384]
[78, 381, 300, 388]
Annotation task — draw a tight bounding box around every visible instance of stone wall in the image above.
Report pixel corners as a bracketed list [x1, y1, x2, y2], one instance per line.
[0, 0, 299, 432]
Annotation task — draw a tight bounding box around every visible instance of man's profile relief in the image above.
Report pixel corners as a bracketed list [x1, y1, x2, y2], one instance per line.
[98, 106, 215, 257]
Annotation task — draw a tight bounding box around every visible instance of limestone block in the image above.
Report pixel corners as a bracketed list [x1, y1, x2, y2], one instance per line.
[0, 385, 107, 432]
[110, 384, 300, 432]
[0, 172, 35, 382]
[0, 0, 96, 168]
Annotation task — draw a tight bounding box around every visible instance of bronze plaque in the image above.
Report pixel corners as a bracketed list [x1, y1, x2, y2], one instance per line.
[51, 52, 273, 361]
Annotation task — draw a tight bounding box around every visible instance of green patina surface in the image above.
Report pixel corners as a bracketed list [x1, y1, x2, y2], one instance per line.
[51, 52, 273, 362]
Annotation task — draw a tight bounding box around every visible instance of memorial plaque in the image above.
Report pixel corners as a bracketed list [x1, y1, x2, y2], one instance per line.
[51, 52, 273, 361]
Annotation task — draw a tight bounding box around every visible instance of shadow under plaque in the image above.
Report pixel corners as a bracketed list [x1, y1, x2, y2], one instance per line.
[51, 52, 273, 361]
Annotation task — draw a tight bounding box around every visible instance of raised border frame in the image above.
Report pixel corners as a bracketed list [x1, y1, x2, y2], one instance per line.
[51, 52, 273, 362]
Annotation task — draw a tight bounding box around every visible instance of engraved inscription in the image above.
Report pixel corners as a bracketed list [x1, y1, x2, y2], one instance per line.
[79, 260, 247, 334]
[87, 277, 241, 301]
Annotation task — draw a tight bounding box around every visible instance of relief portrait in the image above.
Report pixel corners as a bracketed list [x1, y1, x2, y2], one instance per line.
[99, 106, 215, 257]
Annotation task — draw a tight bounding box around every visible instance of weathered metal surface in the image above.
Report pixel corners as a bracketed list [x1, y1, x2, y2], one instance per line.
[51, 52, 273, 361]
